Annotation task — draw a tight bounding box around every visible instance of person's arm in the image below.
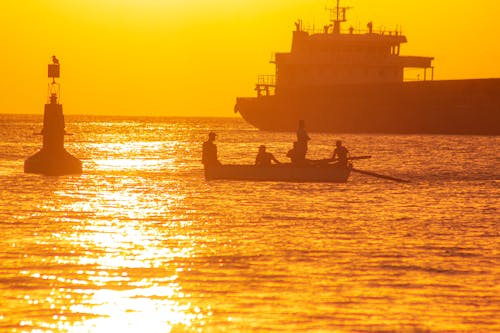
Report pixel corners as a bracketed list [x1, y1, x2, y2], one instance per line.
[327, 148, 338, 162]
[214, 145, 222, 165]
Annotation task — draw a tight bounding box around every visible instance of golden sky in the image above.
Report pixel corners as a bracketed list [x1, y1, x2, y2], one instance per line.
[2, 0, 500, 117]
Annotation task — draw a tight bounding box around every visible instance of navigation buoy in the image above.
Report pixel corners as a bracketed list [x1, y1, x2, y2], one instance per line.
[24, 57, 82, 176]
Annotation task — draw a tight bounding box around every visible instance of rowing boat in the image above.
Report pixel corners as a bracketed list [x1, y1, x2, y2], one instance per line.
[204, 164, 351, 183]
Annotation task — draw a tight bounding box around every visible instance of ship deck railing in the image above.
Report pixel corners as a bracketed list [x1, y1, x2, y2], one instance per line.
[257, 75, 276, 86]
[301, 24, 403, 37]
[255, 75, 276, 97]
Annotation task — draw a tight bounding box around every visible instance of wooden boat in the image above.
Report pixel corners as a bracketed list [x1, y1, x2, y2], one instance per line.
[204, 164, 351, 183]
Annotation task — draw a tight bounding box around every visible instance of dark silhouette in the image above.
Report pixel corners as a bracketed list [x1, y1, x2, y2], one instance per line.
[367, 21, 373, 34]
[287, 141, 308, 165]
[351, 167, 409, 183]
[24, 57, 82, 176]
[202, 132, 221, 166]
[286, 142, 299, 164]
[52, 55, 59, 65]
[326, 140, 349, 168]
[255, 145, 281, 166]
[234, 0, 500, 135]
[296, 120, 310, 161]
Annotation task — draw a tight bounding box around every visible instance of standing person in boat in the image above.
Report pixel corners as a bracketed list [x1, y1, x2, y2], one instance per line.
[296, 120, 310, 160]
[202, 132, 221, 166]
[255, 145, 281, 166]
[329, 140, 349, 168]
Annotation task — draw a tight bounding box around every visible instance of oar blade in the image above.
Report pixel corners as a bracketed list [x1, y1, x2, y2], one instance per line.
[352, 168, 410, 183]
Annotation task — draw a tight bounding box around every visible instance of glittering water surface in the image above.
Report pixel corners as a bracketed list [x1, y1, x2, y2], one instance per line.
[0, 115, 499, 333]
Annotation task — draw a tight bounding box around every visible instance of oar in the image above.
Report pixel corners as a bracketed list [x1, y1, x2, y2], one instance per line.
[312, 155, 371, 165]
[351, 168, 410, 183]
[348, 155, 371, 161]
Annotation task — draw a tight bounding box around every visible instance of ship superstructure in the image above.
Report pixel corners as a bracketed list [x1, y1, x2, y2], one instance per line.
[259, 1, 433, 96]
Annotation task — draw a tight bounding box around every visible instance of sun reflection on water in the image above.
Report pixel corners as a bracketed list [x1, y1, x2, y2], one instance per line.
[68, 284, 201, 333]
[89, 141, 184, 173]
[31, 153, 206, 333]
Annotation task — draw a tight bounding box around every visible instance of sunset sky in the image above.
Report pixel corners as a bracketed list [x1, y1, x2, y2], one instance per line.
[2, 0, 500, 117]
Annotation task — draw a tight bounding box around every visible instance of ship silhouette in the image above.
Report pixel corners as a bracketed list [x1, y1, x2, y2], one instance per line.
[234, 1, 500, 134]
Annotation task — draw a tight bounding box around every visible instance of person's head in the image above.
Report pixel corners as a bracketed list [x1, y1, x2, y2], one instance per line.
[336, 140, 342, 148]
[208, 132, 217, 141]
[258, 145, 266, 153]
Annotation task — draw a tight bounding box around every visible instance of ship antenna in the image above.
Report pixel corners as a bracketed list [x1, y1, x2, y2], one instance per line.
[328, 0, 351, 34]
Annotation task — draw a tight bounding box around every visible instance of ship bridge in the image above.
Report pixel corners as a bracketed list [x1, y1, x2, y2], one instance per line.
[274, 26, 434, 90]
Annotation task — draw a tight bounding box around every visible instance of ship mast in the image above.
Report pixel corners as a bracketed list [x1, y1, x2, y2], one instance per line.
[328, 0, 350, 34]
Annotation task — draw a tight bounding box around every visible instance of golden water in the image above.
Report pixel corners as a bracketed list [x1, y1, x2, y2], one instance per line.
[0, 115, 498, 332]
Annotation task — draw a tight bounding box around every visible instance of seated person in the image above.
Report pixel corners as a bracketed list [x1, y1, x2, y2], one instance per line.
[329, 140, 349, 167]
[286, 142, 308, 165]
[255, 145, 281, 166]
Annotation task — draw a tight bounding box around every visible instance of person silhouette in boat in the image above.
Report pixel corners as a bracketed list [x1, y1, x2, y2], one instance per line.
[202, 132, 221, 166]
[255, 145, 281, 166]
[296, 120, 310, 161]
[329, 140, 349, 167]
[287, 141, 308, 165]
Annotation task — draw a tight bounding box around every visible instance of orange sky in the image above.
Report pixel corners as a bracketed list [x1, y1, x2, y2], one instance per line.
[2, 0, 500, 117]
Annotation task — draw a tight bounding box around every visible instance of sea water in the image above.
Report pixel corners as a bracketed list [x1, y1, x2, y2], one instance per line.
[0, 114, 498, 333]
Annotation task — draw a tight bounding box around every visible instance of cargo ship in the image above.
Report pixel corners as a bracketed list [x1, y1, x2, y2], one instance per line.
[234, 1, 500, 134]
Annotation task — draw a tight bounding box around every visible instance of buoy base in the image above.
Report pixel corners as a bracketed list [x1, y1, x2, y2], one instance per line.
[24, 148, 82, 176]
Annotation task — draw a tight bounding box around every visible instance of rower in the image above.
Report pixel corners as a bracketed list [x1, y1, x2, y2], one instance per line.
[329, 140, 349, 167]
[255, 145, 281, 166]
[287, 141, 308, 165]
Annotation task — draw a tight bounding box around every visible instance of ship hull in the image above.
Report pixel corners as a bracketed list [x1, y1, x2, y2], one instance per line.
[235, 79, 500, 134]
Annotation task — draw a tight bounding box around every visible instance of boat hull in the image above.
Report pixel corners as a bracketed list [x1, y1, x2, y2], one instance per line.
[204, 164, 351, 183]
[235, 79, 500, 134]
